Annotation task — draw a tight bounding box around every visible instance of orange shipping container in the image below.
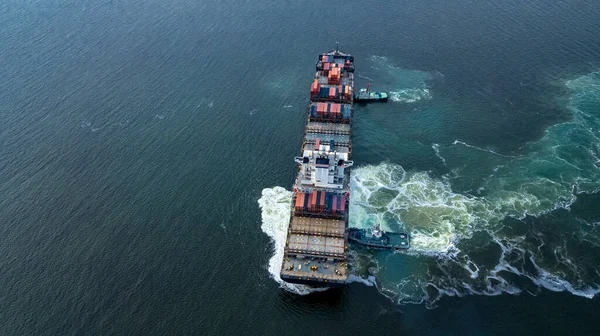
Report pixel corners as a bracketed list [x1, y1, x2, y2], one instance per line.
[329, 87, 336, 97]
[311, 190, 318, 209]
[295, 193, 305, 209]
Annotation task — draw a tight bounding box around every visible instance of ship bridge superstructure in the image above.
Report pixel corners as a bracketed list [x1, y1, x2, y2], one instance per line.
[294, 138, 353, 190]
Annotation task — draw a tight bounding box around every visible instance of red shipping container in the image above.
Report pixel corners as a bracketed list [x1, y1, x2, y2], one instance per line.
[317, 103, 327, 114]
[329, 87, 336, 98]
[307, 193, 313, 211]
[332, 196, 338, 213]
[331, 103, 340, 113]
[315, 138, 320, 149]
[340, 197, 346, 213]
[311, 190, 318, 210]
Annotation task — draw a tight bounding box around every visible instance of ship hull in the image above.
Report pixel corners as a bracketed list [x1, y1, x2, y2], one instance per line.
[354, 97, 388, 103]
[354, 91, 388, 103]
[280, 275, 346, 287]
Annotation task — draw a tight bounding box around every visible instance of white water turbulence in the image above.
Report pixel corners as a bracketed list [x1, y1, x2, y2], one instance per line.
[258, 187, 328, 295]
[389, 88, 432, 103]
[349, 71, 600, 305]
[369, 55, 434, 103]
[351, 164, 478, 253]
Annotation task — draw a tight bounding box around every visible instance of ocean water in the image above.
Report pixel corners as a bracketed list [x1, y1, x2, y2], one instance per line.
[2, 0, 600, 334]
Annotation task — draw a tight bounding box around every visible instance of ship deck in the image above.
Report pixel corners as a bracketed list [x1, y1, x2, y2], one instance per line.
[302, 143, 349, 153]
[281, 256, 347, 283]
[289, 216, 345, 237]
[305, 122, 351, 135]
[286, 233, 345, 256]
[304, 133, 350, 145]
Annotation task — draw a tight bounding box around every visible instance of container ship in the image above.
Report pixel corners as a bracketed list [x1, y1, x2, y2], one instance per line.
[280, 47, 354, 287]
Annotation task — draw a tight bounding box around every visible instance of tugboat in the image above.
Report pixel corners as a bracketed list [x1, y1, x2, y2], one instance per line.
[354, 83, 388, 103]
[348, 223, 409, 250]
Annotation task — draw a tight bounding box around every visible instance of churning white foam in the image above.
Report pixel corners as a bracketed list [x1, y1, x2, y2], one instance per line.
[347, 275, 377, 287]
[351, 163, 479, 253]
[389, 88, 432, 103]
[369, 55, 434, 104]
[349, 149, 600, 302]
[258, 187, 329, 295]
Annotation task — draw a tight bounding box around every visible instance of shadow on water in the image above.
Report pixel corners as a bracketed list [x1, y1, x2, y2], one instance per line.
[277, 287, 347, 312]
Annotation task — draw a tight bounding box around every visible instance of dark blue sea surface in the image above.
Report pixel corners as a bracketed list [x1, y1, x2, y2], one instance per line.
[2, 0, 600, 334]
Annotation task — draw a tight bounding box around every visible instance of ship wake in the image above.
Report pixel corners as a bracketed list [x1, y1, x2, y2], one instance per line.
[347, 71, 600, 305]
